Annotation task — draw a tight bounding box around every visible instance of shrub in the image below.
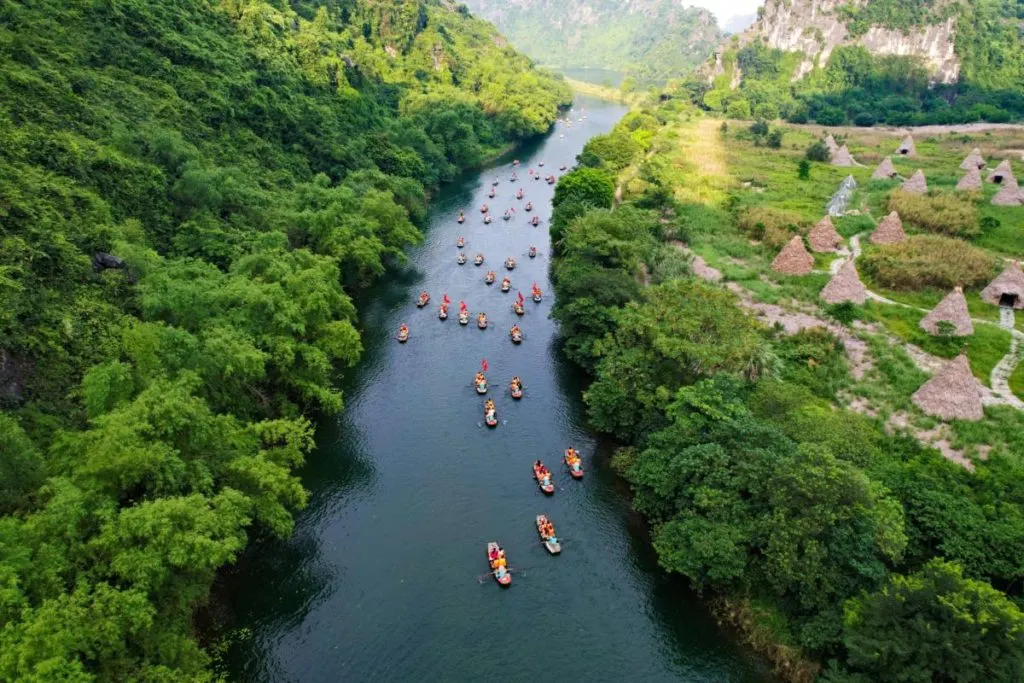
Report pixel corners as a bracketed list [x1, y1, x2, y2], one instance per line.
[886, 191, 980, 238]
[860, 235, 996, 291]
[806, 142, 831, 162]
[854, 112, 877, 127]
[817, 107, 846, 126]
[767, 129, 784, 148]
[798, 159, 811, 180]
[727, 99, 752, 119]
[737, 206, 806, 248]
[750, 119, 770, 137]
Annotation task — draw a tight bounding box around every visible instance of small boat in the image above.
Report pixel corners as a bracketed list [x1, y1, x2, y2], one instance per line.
[559, 165, 567, 171]
[484, 400, 498, 427]
[416, 292, 430, 308]
[538, 162, 545, 167]
[564, 449, 584, 479]
[504, 257, 516, 271]
[536, 515, 561, 555]
[456, 237, 465, 248]
[457, 252, 467, 265]
[513, 159, 520, 166]
[457, 212, 465, 224]
[475, 375, 488, 395]
[502, 211, 512, 221]
[484, 214, 492, 224]
[439, 305, 449, 321]
[546, 175, 555, 185]
[397, 325, 409, 343]
[474, 254, 484, 266]
[485, 271, 496, 285]
[487, 542, 511, 586]
[530, 216, 540, 226]
[533, 174, 540, 181]
[500, 278, 511, 293]
[525, 202, 533, 212]
[533, 462, 555, 495]
[532, 285, 543, 303]
[510, 173, 518, 182]
[515, 189, 524, 200]
[512, 301, 525, 316]
[477, 313, 488, 329]
[488, 188, 496, 198]
[459, 311, 470, 325]
[510, 326, 523, 344]
[528, 246, 537, 259]
[492, 179, 499, 187]
[510, 380, 523, 400]
[480, 204, 489, 213]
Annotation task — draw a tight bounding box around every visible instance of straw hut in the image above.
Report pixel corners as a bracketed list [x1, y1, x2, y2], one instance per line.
[832, 145, 856, 167]
[807, 216, 844, 252]
[870, 211, 906, 245]
[991, 178, 1022, 206]
[824, 134, 839, 156]
[987, 159, 1013, 184]
[771, 235, 814, 275]
[895, 135, 916, 156]
[955, 168, 983, 192]
[901, 169, 928, 194]
[871, 157, 898, 180]
[820, 260, 868, 304]
[960, 148, 985, 170]
[981, 260, 1024, 309]
[920, 287, 974, 336]
[911, 355, 984, 421]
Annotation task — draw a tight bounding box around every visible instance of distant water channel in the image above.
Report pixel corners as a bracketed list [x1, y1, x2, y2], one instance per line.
[558, 67, 626, 87]
[216, 96, 773, 682]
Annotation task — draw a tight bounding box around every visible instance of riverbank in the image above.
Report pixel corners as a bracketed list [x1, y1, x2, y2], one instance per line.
[565, 77, 639, 106]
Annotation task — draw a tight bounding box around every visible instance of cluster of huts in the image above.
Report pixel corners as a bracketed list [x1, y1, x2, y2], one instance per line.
[825, 133, 1023, 206]
[767, 133, 1024, 421]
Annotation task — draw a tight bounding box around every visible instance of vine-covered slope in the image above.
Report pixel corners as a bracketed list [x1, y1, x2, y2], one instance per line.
[0, 0, 568, 679]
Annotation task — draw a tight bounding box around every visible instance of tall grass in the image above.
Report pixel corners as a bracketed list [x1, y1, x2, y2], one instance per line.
[860, 235, 997, 290]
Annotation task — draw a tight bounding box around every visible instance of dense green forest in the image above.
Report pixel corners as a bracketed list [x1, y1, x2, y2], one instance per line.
[686, 0, 1024, 124]
[0, 0, 569, 678]
[460, 0, 723, 86]
[550, 102, 1024, 680]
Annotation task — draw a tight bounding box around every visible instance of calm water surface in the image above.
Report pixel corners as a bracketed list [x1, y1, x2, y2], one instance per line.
[219, 96, 773, 682]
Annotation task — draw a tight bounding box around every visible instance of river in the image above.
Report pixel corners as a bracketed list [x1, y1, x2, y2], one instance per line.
[216, 95, 773, 682]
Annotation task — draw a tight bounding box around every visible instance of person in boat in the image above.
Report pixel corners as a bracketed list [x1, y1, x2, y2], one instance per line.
[525, 201, 533, 211]
[458, 211, 465, 223]
[489, 546, 500, 561]
[511, 376, 522, 388]
[475, 372, 486, 386]
[398, 324, 408, 340]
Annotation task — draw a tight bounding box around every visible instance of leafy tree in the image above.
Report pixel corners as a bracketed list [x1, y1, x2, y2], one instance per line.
[798, 159, 811, 180]
[806, 142, 832, 162]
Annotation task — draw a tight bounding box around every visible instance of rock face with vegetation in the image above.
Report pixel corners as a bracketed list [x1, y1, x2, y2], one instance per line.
[459, 0, 723, 84]
[692, 0, 1024, 124]
[0, 0, 569, 678]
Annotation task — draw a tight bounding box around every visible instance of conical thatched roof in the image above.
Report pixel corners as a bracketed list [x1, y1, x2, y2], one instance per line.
[956, 167, 983, 192]
[981, 261, 1024, 309]
[960, 148, 985, 170]
[807, 216, 844, 252]
[920, 287, 974, 336]
[870, 211, 906, 245]
[911, 355, 983, 421]
[991, 182, 1023, 206]
[825, 134, 839, 155]
[872, 157, 898, 180]
[896, 135, 916, 156]
[771, 235, 814, 275]
[820, 259, 868, 304]
[987, 159, 1013, 184]
[832, 145, 856, 167]
[901, 169, 928, 194]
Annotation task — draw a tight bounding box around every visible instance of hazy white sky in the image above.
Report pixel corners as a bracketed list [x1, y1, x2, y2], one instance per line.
[685, 0, 763, 24]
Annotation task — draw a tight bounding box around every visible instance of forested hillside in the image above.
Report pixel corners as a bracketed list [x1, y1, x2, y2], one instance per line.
[460, 0, 723, 85]
[0, 0, 569, 678]
[687, 0, 1024, 124]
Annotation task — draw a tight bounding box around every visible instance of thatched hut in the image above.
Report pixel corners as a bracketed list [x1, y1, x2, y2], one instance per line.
[911, 355, 984, 421]
[807, 216, 844, 252]
[771, 235, 814, 275]
[896, 135, 916, 156]
[981, 260, 1024, 309]
[871, 157, 898, 180]
[920, 287, 974, 336]
[960, 148, 985, 170]
[956, 168, 983, 192]
[832, 145, 856, 167]
[870, 211, 906, 245]
[824, 134, 839, 156]
[991, 180, 1023, 207]
[901, 169, 928, 194]
[820, 260, 868, 304]
[987, 159, 1014, 184]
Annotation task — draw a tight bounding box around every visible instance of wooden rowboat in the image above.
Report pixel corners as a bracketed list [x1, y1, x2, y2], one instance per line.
[533, 463, 555, 495]
[487, 542, 511, 586]
[564, 450, 584, 479]
[536, 515, 561, 555]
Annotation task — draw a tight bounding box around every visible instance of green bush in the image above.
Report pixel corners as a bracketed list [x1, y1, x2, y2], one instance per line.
[806, 142, 831, 162]
[860, 235, 996, 290]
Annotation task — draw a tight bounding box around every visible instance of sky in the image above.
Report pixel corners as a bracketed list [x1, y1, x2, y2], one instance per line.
[684, 0, 762, 27]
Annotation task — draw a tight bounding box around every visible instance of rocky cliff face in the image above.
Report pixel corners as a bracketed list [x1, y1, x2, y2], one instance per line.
[742, 0, 960, 83]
